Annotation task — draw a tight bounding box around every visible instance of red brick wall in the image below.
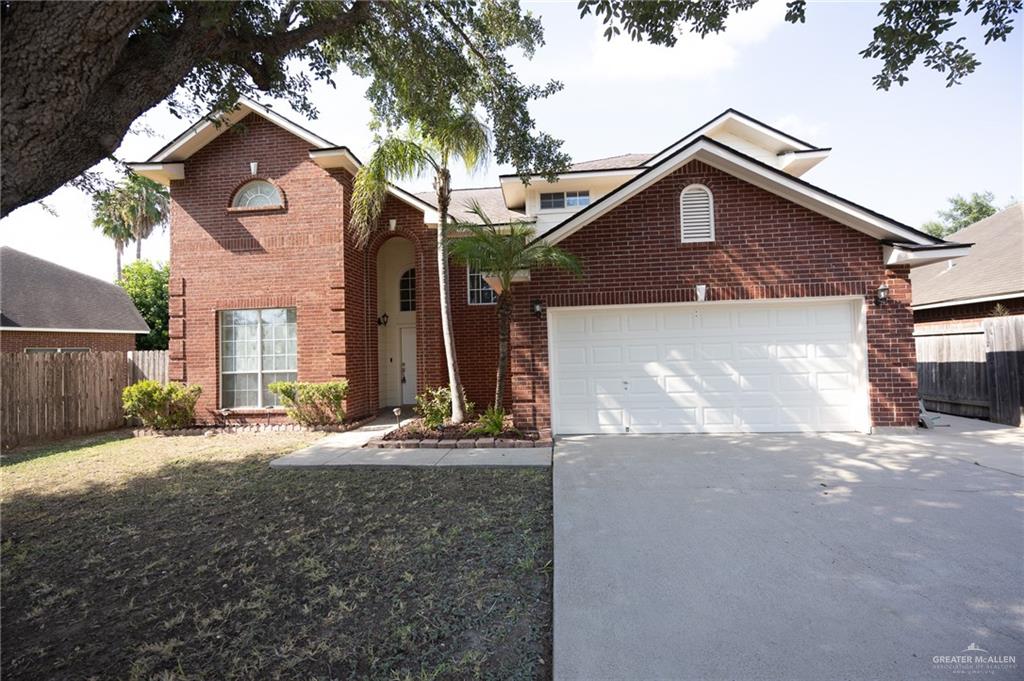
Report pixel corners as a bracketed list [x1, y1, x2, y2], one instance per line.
[510, 160, 918, 432]
[913, 297, 1024, 325]
[169, 113, 348, 423]
[0, 331, 135, 353]
[169, 112, 501, 424]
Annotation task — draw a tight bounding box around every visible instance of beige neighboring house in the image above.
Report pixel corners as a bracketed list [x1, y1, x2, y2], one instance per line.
[912, 203, 1024, 325]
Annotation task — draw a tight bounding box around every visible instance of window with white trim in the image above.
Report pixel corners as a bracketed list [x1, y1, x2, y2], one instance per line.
[25, 347, 89, 354]
[399, 268, 416, 312]
[680, 184, 714, 242]
[220, 308, 296, 408]
[231, 180, 283, 209]
[467, 266, 497, 305]
[539, 190, 590, 210]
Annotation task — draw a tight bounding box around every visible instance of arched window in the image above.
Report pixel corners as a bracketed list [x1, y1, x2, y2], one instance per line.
[680, 184, 714, 243]
[231, 180, 283, 209]
[399, 268, 416, 312]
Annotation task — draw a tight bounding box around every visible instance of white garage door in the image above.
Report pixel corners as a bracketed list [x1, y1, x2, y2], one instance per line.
[549, 299, 869, 434]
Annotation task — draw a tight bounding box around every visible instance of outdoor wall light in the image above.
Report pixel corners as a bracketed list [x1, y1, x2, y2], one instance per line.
[875, 284, 890, 305]
[388, 218, 397, 231]
[377, 313, 389, 327]
[695, 284, 707, 302]
[250, 161, 259, 176]
[531, 299, 544, 318]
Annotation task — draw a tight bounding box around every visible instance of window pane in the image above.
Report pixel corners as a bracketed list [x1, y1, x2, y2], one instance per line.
[262, 372, 297, 407]
[566, 191, 590, 207]
[540, 192, 565, 209]
[221, 307, 296, 408]
[399, 268, 416, 312]
[223, 373, 259, 408]
[468, 267, 497, 305]
[232, 181, 282, 208]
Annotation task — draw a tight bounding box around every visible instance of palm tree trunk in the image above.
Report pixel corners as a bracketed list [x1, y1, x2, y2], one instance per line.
[115, 242, 123, 280]
[494, 292, 511, 410]
[435, 169, 467, 424]
[135, 233, 142, 259]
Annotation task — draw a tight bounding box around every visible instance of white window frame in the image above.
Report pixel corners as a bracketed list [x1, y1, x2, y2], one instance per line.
[219, 308, 297, 409]
[399, 268, 416, 312]
[539, 190, 591, 211]
[231, 180, 283, 209]
[680, 183, 715, 243]
[467, 266, 497, 305]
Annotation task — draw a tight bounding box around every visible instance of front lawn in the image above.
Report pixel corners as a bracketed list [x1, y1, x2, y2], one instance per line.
[1, 431, 552, 680]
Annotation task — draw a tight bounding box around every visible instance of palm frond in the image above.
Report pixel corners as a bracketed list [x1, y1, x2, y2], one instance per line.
[421, 109, 492, 176]
[350, 136, 435, 248]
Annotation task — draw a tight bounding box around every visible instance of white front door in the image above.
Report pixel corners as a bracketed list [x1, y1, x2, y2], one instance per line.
[400, 326, 417, 404]
[548, 299, 869, 434]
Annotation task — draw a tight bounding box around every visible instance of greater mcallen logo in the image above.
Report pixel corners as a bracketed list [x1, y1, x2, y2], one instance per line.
[932, 643, 1017, 675]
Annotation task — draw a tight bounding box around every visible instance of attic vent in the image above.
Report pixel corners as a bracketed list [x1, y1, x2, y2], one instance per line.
[680, 184, 714, 243]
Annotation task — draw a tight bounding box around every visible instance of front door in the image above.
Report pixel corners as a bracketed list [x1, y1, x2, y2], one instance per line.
[400, 326, 417, 404]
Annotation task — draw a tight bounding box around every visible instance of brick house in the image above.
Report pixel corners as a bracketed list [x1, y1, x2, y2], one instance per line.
[130, 99, 967, 434]
[0, 247, 148, 353]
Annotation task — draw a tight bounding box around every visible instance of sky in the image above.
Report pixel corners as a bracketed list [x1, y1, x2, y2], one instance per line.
[2, 0, 1021, 281]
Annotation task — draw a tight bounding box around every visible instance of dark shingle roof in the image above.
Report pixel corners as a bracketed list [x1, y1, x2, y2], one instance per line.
[911, 203, 1024, 307]
[0, 247, 149, 333]
[570, 153, 652, 171]
[414, 187, 531, 224]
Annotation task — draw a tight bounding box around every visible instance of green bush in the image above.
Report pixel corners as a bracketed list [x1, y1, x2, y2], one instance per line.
[414, 386, 474, 429]
[267, 380, 348, 427]
[122, 380, 202, 429]
[469, 405, 515, 437]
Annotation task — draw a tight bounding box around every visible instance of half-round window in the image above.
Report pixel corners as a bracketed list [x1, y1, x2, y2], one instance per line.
[399, 268, 416, 312]
[231, 180, 283, 209]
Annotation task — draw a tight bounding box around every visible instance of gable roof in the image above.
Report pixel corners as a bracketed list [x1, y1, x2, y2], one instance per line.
[571, 154, 653, 172]
[0, 248, 149, 333]
[415, 187, 531, 225]
[128, 96, 436, 220]
[534, 135, 951, 250]
[910, 203, 1023, 308]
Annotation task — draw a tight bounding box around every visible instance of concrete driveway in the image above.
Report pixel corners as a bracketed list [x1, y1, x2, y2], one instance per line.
[554, 416, 1024, 680]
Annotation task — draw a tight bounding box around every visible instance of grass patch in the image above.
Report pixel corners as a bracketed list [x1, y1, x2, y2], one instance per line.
[1, 432, 552, 680]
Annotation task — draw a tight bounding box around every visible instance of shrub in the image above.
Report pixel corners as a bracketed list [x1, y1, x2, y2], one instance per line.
[414, 386, 474, 429]
[122, 380, 202, 429]
[468, 405, 515, 437]
[267, 380, 348, 427]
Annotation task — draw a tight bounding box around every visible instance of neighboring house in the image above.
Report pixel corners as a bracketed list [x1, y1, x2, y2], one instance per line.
[910, 204, 1024, 426]
[911, 204, 1024, 324]
[130, 98, 966, 433]
[0, 247, 149, 353]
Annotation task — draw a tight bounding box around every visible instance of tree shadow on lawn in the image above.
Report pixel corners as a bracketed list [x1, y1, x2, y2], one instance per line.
[2, 452, 552, 681]
[1, 430, 136, 468]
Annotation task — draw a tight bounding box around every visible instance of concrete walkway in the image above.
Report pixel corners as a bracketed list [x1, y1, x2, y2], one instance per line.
[553, 414, 1024, 681]
[271, 411, 550, 467]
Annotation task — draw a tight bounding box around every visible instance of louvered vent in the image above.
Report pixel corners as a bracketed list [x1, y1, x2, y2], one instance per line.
[680, 185, 714, 242]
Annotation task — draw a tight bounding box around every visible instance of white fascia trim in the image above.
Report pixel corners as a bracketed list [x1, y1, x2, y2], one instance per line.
[541, 140, 937, 247]
[0, 327, 145, 334]
[883, 245, 972, 267]
[308, 148, 360, 174]
[127, 162, 185, 186]
[646, 111, 817, 167]
[150, 95, 334, 163]
[912, 290, 1024, 311]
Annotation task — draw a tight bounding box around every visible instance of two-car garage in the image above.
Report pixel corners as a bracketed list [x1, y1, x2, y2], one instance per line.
[548, 298, 871, 434]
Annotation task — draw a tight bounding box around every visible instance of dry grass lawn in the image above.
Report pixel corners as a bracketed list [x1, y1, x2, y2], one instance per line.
[1, 431, 552, 680]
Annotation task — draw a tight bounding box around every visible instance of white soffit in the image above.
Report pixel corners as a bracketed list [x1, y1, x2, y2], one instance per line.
[883, 244, 972, 268]
[125, 162, 185, 185]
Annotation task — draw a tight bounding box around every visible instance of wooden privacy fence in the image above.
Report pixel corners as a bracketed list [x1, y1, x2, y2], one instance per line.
[1, 350, 168, 449]
[916, 315, 1024, 426]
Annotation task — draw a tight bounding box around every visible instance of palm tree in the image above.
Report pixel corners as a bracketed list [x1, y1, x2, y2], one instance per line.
[350, 112, 490, 425]
[120, 174, 169, 259]
[91, 188, 134, 279]
[449, 202, 581, 410]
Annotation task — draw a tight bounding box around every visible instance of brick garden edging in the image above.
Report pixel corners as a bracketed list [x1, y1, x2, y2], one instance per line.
[366, 436, 553, 449]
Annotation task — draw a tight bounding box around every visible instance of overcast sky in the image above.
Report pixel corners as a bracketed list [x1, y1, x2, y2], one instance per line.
[2, 0, 1021, 281]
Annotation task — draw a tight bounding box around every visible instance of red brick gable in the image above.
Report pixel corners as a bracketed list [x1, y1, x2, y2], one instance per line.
[510, 160, 917, 431]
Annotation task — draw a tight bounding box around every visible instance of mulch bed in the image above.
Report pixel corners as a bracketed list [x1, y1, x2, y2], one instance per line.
[376, 419, 551, 449]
